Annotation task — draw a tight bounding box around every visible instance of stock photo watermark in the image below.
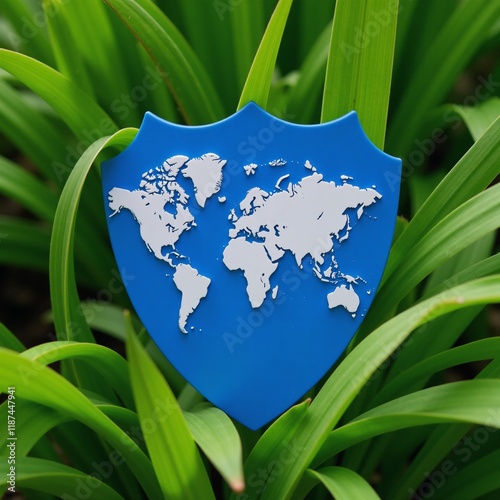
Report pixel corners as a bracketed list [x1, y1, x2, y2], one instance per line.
[51, 65, 169, 183]
[237, 439, 306, 499]
[385, 72, 500, 193]
[409, 410, 500, 499]
[5, 387, 16, 495]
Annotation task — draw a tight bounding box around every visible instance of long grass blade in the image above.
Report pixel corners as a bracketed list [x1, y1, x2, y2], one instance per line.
[390, 0, 456, 113]
[46, 0, 142, 126]
[0, 49, 118, 140]
[387, 0, 500, 156]
[0, 155, 57, 221]
[307, 466, 380, 500]
[0, 216, 50, 272]
[104, 0, 224, 124]
[0, 400, 66, 459]
[175, 0, 238, 111]
[245, 276, 500, 498]
[126, 313, 215, 499]
[21, 341, 134, 409]
[384, 359, 500, 499]
[0, 348, 162, 499]
[49, 129, 136, 392]
[43, 0, 95, 97]
[371, 183, 500, 322]
[0, 457, 124, 499]
[184, 403, 244, 493]
[0, 79, 69, 184]
[315, 379, 500, 463]
[229, 399, 310, 500]
[0, 323, 24, 352]
[432, 449, 500, 500]
[50, 129, 136, 343]
[230, 0, 265, 94]
[237, 0, 294, 110]
[286, 22, 331, 124]
[373, 338, 500, 407]
[1, 0, 54, 64]
[321, 0, 399, 148]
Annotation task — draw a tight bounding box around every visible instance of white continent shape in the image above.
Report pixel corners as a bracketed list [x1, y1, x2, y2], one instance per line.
[173, 264, 210, 333]
[108, 153, 225, 332]
[109, 157, 381, 332]
[223, 166, 381, 315]
[327, 285, 360, 318]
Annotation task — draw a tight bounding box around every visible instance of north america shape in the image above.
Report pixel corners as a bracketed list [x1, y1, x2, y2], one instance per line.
[107, 154, 381, 333]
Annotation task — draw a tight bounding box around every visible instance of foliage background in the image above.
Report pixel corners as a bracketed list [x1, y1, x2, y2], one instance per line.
[0, 0, 499, 499]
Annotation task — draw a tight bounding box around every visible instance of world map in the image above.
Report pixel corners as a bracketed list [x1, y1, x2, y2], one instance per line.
[107, 154, 381, 333]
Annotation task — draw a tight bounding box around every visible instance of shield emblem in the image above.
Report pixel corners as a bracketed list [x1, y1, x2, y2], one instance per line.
[102, 102, 401, 429]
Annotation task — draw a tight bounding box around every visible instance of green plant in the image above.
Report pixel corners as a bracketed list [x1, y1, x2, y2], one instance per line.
[0, 0, 499, 498]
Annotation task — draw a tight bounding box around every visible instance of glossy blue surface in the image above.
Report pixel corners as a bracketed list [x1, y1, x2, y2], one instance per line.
[102, 103, 401, 429]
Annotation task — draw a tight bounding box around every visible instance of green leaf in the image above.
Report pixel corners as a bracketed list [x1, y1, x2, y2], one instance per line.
[383, 360, 500, 499]
[50, 129, 136, 343]
[391, 0, 456, 112]
[245, 276, 500, 499]
[0, 400, 66, 459]
[0, 155, 57, 222]
[231, 399, 310, 500]
[286, 21, 331, 124]
[0, 323, 24, 352]
[44, 0, 142, 126]
[359, 116, 500, 334]
[0, 216, 51, 272]
[0, 49, 118, 141]
[417, 97, 500, 164]
[447, 97, 500, 141]
[429, 252, 500, 298]
[322, 0, 399, 148]
[184, 403, 244, 493]
[237, 0, 294, 110]
[174, 0, 239, 111]
[49, 129, 135, 392]
[80, 301, 128, 340]
[104, 0, 224, 125]
[0, 347, 162, 499]
[432, 449, 500, 500]
[0, 79, 69, 184]
[296, 0, 336, 62]
[315, 379, 500, 463]
[102, 399, 245, 494]
[386, 253, 500, 382]
[307, 467, 380, 500]
[125, 312, 215, 499]
[0, 457, 124, 500]
[177, 384, 204, 412]
[375, 338, 500, 406]
[422, 232, 495, 300]
[230, 0, 265, 93]
[43, 0, 95, 97]
[21, 341, 134, 409]
[374, 183, 500, 317]
[387, 0, 500, 155]
[1, 0, 54, 64]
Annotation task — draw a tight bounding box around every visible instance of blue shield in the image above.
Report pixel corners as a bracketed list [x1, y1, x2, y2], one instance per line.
[102, 103, 401, 429]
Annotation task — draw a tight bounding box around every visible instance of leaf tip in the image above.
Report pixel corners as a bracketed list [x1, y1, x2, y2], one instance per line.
[230, 477, 245, 493]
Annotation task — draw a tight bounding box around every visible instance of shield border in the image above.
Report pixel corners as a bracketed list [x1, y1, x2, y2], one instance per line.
[102, 103, 401, 429]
